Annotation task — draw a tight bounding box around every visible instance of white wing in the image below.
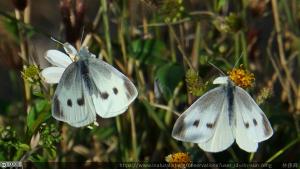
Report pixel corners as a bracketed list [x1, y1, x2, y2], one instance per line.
[87, 58, 138, 118]
[197, 92, 235, 152]
[52, 62, 96, 127]
[172, 87, 230, 144]
[234, 102, 258, 152]
[45, 50, 72, 68]
[233, 86, 273, 145]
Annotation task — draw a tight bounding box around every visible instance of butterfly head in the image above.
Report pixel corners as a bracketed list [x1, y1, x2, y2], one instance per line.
[77, 46, 95, 59]
[63, 43, 96, 61]
[213, 76, 230, 85]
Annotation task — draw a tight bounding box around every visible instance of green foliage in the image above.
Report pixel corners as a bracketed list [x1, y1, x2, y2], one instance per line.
[130, 39, 167, 65]
[39, 124, 61, 159]
[155, 63, 184, 100]
[27, 99, 51, 134]
[0, 126, 29, 160]
[1, 17, 20, 42]
[159, 0, 185, 23]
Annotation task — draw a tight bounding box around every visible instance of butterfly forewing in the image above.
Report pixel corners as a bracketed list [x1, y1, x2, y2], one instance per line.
[88, 58, 138, 118]
[172, 87, 227, 143]
[52, 62, 96, 127]
[233, 86, 273, 143]
[197, 96, 235, 152]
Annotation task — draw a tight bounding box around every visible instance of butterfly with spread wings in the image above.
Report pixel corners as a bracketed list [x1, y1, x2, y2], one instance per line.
[172, 76, 273, 152]
[41, 41, 138, 127]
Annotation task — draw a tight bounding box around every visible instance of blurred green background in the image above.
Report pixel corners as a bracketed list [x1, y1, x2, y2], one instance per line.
[0, 0, 299, 167]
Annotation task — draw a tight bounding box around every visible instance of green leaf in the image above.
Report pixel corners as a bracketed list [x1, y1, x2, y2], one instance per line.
[92, 127, 115, 140]
[0, 152, 5, 161]
[27, 99, 51, 134]
[155, 63, 185, 100]
[1, 17, 19, 42]
[29, 155, 49, 169]
[130, 39, 167, 65]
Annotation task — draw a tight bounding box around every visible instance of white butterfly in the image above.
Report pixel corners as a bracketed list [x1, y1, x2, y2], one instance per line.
[172, 76, 273, 152]
[41, 41, 138, 127]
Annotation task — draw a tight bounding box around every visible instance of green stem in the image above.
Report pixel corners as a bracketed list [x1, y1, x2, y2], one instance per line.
[191, 22, 201, 69]
[234, 33, 240, 65]
[249, 152, 255, 162]
[240, 32, 248, 67]
[129, 107, 138, 161]
[266, 136, 300, 162]
[15, 9, 31, 114]
[101, 0, 113, 64]
[168, 26, 176, 62]
[115, 117, 125, 160]
[228, 148, 239, 162]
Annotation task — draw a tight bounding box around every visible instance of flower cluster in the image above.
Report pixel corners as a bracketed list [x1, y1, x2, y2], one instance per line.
[22, 65, 41, 84]
[160, 0, 185, 23]
[185, 69, 205, 96]
[256, 87, 273, 105]
[228, 65, 255, 88]
[214, 13, 243, 33]
[165, 152, 191, 169]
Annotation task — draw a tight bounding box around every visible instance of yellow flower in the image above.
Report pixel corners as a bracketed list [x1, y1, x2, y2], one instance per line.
[165, 152, 191, 169]
[228, 65, 255, 88]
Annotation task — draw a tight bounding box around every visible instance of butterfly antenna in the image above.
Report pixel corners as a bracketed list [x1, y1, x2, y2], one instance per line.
[80, 26, 85, 46]
[50, 37, 64, 46]
[208, 62, 226, 76]
[233, 51, 245, 68]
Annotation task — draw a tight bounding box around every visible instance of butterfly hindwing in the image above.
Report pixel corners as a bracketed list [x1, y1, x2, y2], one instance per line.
[87, 58, 138, 118]
[52, 61, 96, 127]
[233, 100, 258, 152]
[233, 86, 273, 143]
[172, 87, 228, 143]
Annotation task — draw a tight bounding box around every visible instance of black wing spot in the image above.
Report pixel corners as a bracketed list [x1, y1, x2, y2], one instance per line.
[193, 120, 200, 127]
[206, 123, 214, 129]
[253, 119, 257, 126]
[244, 122, 249, 128]
[67, 99, 72, 107]
[100, 92, 109, 99]
[77, 97, 84, 106]
[113, 87, 118, 95]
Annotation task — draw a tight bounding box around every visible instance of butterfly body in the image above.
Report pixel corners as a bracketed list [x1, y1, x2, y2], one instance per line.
[47, 44, 138, 127]
[172, 76, 273, 152]
[225, 80, 235, 126]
